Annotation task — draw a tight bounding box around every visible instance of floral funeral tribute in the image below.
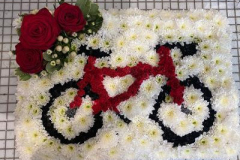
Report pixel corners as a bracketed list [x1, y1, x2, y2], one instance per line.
[12, 0, 240, 159]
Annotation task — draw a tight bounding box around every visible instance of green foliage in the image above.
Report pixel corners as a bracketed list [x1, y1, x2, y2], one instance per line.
[76, 0, 103, 34]
[43, 52, 52, 61]
[46, 62, 57, 73]
[15, 68, 31, 81]
[16, 28, 21, 36]
[58, 0, 65, 5]
[45, 62, 61, 73]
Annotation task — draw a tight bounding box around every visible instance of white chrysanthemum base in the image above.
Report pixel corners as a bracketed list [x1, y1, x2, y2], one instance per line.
[15, 9, 240, 160]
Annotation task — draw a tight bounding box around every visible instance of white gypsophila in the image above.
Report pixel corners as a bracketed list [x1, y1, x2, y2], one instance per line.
[15, 9, 240, 160]
[13, 16, 22, 28]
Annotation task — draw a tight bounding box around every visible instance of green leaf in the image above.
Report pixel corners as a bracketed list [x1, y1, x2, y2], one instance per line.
[89, 3, 99, 15]
[76, 0, 103, 34]
[43, 52, 52, 61]
[58, 0, 65, 5]
[15, 68, 31, 81]
[81, 0, 91, 17]
[76, 0, 90, 16]
[46, 62, 57, 73]
[16, 28, 21, 36]
[76, 0, 88, 8]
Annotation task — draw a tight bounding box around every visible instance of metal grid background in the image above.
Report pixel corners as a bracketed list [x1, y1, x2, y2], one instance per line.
[0, 0, 239, 159]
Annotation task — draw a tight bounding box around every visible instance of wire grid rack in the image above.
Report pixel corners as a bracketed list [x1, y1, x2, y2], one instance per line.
[0, 0, 240, 159]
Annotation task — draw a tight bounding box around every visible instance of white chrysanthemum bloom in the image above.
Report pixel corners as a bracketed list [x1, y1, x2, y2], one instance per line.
[94, 57, 110, 68]
[110, 53, 129, 68]
[183, 86, 203, 105]
[190, 117, 203, 131]
[102, 111, 119, 125]
[172, 119, 195, 136]
[65, 89, 78, 99]
[103, 75, 134, 97]
[18, 144, 36, 160]
[144, 20, 153, 30]
[17, 81, 31, 95]
[225, 144, 239, 158]
[108, 147, 120, 159]
[154, 145, 178, 160]
[71, 38, 82, 51]
[61, 144, 78, 158]
[99, 39, 112, 52]
[118, 98, 136, 119]
[139, 76, 161, 97]
[51, 69, 68, 84]
[203, 30, 215, 40]
[163, 20, 175, 30]
[35, 93, 50, 106]
[213, 90, 238, 112]
[215, 111, 229, 122]
[196, 136, 211, 151]
[200, 63, 212, 75]
[176, 18, 192, 31]
[133, 96, 154, 116]
[199, 41, 212, 53]
[155, 74, 167, 86]
[42, 139, 59, 152]
[209, 134, 225, 148]
[178, 146, 195, 159]
[78, 97, 93, 115]
[127, 55, 139, 67]
[120, 131, 135, 146]
[181, 55, 203, 76]
[70, 68, 84, 81]
[195, 20, 208, 33]
[171, 48, 182, 61]
[213, 14, 228, 29]
[158, 103, 179, 125]
[133, 44, 149, 56]
[222, 111, 240, 128]
[161, 30, 176, 42]
[119, 75, 135, 91]
[87, 36, 100, 49]
[175, 66, 188, 81]
[203, 75, 219, 89]
[119, 21, 128, 31]
[200, 52, 212, 61]
[98, 130, 118, 148]
[101, 14, 119, 35]
[191, 99, 209, 119]
[29, 106, 41, 118]
[73, 114, 94, 133]
[215, 124, 231, 137]
[27, 129, 45, 146]
[144, 51, 159, 67]
[53, 97, 67, 107]
[152, 19, 163, 32]
[62, 125, 76, 140]
[130, 116, 149, 135]
[146, 125, 163, 141]
[76, 55, 88, 66]
[211, 53, 228, 66]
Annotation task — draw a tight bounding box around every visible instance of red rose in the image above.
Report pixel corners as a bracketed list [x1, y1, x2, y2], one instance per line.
[54, 3, 86, 33]
[15, 43, 44, 74]
[19, 8, 60, 50]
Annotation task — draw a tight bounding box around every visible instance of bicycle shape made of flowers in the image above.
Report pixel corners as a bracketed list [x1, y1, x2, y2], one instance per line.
[41, 43, 215, 146]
